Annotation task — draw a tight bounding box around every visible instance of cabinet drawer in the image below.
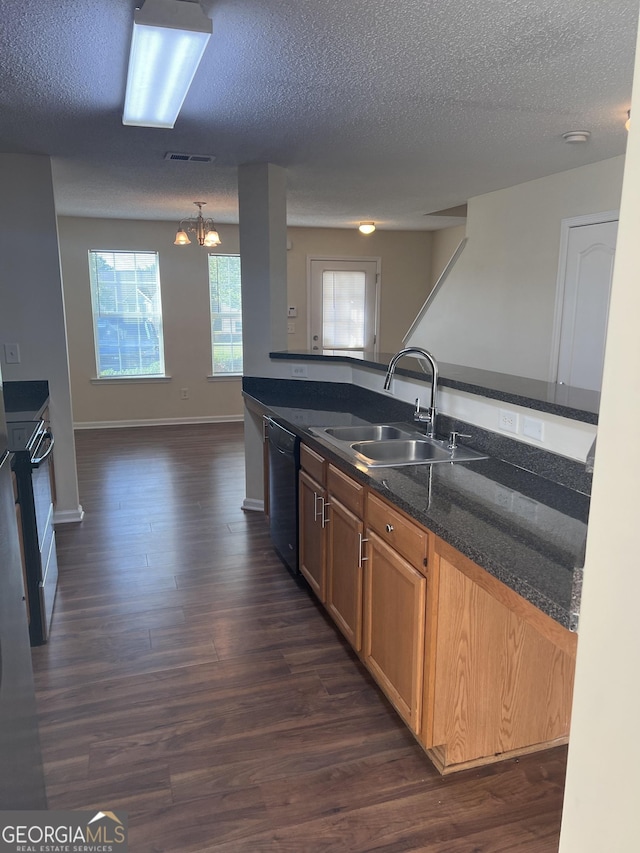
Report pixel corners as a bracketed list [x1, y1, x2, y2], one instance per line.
[327, 464, 364, 516]
[366, 492, 428, 571]
[301, 444, 326, 484]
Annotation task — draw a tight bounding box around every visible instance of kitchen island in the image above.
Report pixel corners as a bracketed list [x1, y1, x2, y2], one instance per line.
[244, 376, 587, 773]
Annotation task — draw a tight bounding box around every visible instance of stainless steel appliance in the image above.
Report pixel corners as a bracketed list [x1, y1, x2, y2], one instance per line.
[0, 366, 47, 808]
[9, 418, 57, 646]
[267, 418, 300, 576]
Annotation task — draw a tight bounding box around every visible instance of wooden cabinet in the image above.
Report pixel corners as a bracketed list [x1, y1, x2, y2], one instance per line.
[421, 537, 577, 773]
[299, 446, 365, 645]
[298, 445, 327, 601]
[325, 465, 365, 651]
[296, 440, 577, 773]
[364, 493, 428, 732]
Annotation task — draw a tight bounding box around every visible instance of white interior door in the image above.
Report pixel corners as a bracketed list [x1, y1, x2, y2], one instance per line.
[309, 259, 379, 355]
[555, 219, 618, 391]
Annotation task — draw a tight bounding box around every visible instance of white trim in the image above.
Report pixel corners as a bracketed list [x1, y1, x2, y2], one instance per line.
[549, 209, 619, 382]
[54, 506, 85, 524]
[306, 255, 381, 354]
[206, 374, 242, 382]
[73, 414, 244, 430]
[90, 375, 172, 384]
[242, 498, 264, 512]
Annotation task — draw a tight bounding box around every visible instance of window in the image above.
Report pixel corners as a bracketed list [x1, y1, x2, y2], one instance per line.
[309, 258, 379, 355]
[322, 271, 366, 349]
[209, 254, 243, 375]
[88, 250, 165, 378]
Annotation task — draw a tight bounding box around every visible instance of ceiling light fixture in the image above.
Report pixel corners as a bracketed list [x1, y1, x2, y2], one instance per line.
[358, 222, 376, 234]
[626, 109, 631, 132]
[562, 130, 591, 144]
[123, 0, 212, 129]
[174, 202, 221, 247]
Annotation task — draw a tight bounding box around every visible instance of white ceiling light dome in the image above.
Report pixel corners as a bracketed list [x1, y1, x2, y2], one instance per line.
[562, 130, 591, 144]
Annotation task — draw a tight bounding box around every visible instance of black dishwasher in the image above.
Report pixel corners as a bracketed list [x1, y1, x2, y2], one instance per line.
[267, 418, 300, 576]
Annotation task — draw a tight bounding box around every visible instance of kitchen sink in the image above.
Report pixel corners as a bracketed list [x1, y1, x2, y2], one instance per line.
[351, 438, 452, 465]
[351, 438, 487, 467]
[323, 424, 413, 441]
[309, 423, 488, 468]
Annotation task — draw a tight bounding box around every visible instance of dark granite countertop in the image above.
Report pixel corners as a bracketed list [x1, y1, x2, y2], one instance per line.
[270, 350, 599, 425]
[3, 380, 49, 421]
[244, 377, 588, 631]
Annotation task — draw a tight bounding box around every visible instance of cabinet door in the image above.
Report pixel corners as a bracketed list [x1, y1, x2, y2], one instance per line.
[364, 530, 426, 732]
[327, 495, 364, 651]
[298, 469, 326, 602]
[431, 543, 577, 767]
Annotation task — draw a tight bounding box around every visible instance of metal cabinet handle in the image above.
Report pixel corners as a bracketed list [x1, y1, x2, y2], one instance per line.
[313, 492, 321, 522]
[358, 533, 369, 568]
[386, 523, 394, 533]
[321, 500, 330, 528]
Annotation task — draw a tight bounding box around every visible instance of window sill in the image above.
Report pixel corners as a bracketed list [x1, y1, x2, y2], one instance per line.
[207, 374, 243, 382]
[91, 376, 172, 384]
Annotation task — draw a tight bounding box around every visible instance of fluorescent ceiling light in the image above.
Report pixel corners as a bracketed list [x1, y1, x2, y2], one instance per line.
[123, 0, 212, 129]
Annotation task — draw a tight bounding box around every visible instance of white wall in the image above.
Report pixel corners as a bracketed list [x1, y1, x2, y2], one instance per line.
[559, 15, 640, 849]
[58, 216, 244, 426]
[285, 226, 433, 354]
[60, 217, 434, 426]
[428, 223, 466, 289]
[408, 157, 625, 380]
[0, 155, 81, 521]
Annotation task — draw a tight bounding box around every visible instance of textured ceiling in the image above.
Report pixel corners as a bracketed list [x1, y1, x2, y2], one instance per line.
[0, 0, 637, 230]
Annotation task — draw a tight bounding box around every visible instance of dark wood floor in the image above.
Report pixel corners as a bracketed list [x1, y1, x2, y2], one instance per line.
[31, 423, 567, 852]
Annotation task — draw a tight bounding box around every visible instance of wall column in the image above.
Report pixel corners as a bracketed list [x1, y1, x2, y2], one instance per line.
[558, 7, 640, 849]
[0, 154, 82, 521]
[238, 163, 287, 508]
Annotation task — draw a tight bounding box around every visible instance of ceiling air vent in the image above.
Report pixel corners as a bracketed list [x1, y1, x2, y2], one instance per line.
[164, 152, 215, 163]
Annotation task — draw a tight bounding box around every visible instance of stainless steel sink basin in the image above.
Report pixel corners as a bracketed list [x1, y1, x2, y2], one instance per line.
[351, 439, 451, 465]
[323, 424, 412, 441]
[351, 438, 489, 467]
[309, 423, 489, 468]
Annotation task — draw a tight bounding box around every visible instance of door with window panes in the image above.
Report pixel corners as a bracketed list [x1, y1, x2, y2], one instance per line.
[309, 259, 379, 355]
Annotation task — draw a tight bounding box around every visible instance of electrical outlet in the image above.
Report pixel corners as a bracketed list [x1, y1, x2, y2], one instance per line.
[180, 388, 189, 400]
[3, 343, 20, 364]
[287, 321, 296, 334]
[499, 408, 519, 434]
[523, 415, 544, 441]
[291, 365, 308, 378]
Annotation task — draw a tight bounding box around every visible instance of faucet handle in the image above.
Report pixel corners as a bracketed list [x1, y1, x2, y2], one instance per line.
[448, 431, 471, 450]
[414, 398, 432, 422]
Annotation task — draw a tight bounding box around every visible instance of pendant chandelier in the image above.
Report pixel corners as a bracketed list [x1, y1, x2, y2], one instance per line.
[174, 202, 221, 247]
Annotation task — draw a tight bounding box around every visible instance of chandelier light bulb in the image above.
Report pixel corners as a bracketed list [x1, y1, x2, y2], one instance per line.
[174, 201, 222, 248]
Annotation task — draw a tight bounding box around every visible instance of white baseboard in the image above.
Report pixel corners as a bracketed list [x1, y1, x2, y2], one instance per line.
[74, 415, 244, 430]
[54, 506, 85, 524]
[242, 498, 265, 513]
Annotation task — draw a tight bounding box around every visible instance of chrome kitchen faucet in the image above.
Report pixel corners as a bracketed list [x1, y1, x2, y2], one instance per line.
[383, 347, 439, 438]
